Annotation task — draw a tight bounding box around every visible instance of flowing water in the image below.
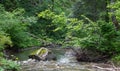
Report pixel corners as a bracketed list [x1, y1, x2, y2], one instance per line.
[14, 47, 65, 61]
[11, 47, 120, 71]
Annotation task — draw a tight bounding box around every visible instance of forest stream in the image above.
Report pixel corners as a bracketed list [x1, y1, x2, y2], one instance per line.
[9, 47, 120, 71]
[1, 0, 120, 71]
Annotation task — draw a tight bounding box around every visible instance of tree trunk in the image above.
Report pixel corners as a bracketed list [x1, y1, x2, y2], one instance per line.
[110, 0, 120, 30]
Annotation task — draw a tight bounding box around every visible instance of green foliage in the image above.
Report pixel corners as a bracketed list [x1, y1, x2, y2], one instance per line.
[37, 10, 90, 47]
[108, 0, 120, 23]
[18, 0, 78, 16]
[69, 19, 120, 54]
[0, 32, 12, 48]
[0, 0, 120, 63]
[0, 32, 12, 57]
[1, 0, 19, 11]
[0, 67, 4, 71]
[38, 10, 85, 43]
[51, 0, 79, 15]
[38, 10, 67, 40]
[18, 0, 45, 15]
[72, 0, 108, 22]
[39, 8, 119, 55]
[0, 5, 39, 48]
[39, 10, 120, 56]
[0, 58, 20, 71]
[112, 55, 120, 65]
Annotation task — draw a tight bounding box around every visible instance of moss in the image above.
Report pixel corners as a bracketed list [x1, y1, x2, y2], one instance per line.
[36, 47, 48, 56]
[112, 55, 120, 66]
[30, 47, 48, 55]
[29, 47, 49, 60]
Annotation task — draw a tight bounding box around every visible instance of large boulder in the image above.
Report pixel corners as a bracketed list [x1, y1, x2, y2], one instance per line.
[29, 47, 56, 61]
[45, 51, 57, 61]
[71, 48, 110, 62]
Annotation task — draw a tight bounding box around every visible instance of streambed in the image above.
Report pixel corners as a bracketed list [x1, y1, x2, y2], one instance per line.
[11, 47, 120, 71]
[21, 61, 118, 71]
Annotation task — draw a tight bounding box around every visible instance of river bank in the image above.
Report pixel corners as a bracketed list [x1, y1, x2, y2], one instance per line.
[19, 53, 120, 71]
[4, 46, 120, 71]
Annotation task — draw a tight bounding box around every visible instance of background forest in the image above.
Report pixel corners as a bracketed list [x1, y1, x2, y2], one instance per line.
[0, 0, 120, 71]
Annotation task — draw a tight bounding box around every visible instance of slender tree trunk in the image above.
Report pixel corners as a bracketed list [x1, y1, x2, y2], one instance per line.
[110, 0, 120, 30]
[105, 0, 109, 22]
[51, 0, 54, 11]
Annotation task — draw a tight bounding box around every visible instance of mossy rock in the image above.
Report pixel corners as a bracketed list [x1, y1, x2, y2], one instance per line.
[29, 47, 57, 61]
[36, 47, 48, 57]
[29, 47, 48, 60]
[30, 47, 48, 55]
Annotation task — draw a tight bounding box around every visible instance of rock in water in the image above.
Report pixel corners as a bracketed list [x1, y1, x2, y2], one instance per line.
[45, 51, 57, 61]
[36, 47, 48, 59]
[28, 55, 41, 61]
[29, 47, 56, 61]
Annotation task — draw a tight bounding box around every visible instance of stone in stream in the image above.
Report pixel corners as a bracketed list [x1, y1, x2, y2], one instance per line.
[45, 51, 57, 61]
[71, 48, 110, 62]
[28, 47, 56, 61]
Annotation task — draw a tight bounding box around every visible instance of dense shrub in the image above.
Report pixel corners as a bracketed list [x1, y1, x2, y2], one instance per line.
[112, 55, 120, 65]
[72, 0, 108, 22]
[0, 58, 20, 71]
[0, 5, 39, 48]
[108, 1, 120, 23]
[38, 10, 67, 40]
[79, 20, 120, 54]
[0, 31, 12, 57]
[65, 16, 120, 55]
[38, 10, 120, 56]
[37, 10, 85, 45]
